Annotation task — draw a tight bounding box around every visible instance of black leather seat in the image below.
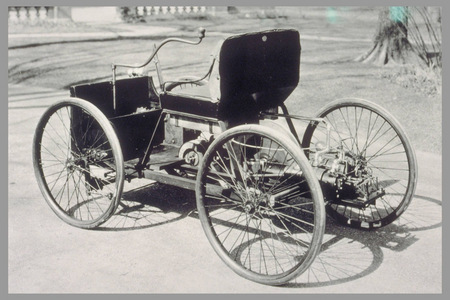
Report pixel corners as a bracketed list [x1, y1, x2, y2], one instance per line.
[160, 29, 301, 123]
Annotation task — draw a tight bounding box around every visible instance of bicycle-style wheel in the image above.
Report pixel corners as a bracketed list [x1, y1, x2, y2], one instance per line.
[302, 98, 417, 229]
[33, 98, 124, 228]
[196, 124, 325, 285]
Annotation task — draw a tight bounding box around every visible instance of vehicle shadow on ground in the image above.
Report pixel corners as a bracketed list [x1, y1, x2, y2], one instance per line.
[286, 194, 441, 288]
[97, 184, 441, 288]
[97, 182, 197, 231]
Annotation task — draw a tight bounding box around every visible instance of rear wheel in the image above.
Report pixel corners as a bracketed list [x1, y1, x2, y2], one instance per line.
[196, 124, 325, 285]
[33, 98, 124, 228]
[302, 98, 417, 229]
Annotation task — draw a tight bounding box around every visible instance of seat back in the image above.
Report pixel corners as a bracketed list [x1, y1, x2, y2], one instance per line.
[215, 29, 300, 123]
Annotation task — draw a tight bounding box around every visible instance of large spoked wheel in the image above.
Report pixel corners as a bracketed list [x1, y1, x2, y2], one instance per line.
[302, 98, 417, 229]
[196, 125, 325, 285]
[33, 98, 124, 229]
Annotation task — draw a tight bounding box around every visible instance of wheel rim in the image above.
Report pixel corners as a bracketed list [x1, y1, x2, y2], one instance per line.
[303, 100, 416, 228]
[197, 127, 324, 284]
[34, 101, 123, 227]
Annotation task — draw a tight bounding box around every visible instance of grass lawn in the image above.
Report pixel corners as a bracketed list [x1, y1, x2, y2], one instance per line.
[8, 7, 441, 154]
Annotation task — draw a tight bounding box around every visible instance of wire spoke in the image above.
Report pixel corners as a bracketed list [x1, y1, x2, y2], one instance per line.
[198, 129, 321, 280]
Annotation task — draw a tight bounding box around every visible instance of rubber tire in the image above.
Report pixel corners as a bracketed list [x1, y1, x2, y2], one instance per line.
[196, 124, 326, 285]
[33, 98, 124, 229]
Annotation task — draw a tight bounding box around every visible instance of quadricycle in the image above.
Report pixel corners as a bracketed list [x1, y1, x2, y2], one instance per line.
[33, 28, 417, 285]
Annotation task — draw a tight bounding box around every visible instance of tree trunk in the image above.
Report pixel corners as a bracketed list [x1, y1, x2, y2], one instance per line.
[356, 7, 418, 65]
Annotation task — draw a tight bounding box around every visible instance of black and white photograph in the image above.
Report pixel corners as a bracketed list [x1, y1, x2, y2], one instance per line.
[7, 2, 442, 294]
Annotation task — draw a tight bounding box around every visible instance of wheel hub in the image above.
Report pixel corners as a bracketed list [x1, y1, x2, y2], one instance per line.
[244, 202, 256, 214]
[241, 187, 275, 218]
[65, 156, 80, 172]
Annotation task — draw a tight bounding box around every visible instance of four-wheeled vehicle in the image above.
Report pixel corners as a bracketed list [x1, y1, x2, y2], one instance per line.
[33, 28, 417, 285]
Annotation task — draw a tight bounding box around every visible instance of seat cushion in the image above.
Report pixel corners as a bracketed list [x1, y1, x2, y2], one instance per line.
[166, 84, 213, 99]
[160, 91, 219, 119]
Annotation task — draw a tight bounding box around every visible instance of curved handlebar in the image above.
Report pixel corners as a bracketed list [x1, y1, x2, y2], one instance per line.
[198, 27, 206, 39]
[113, 27, 206, 69]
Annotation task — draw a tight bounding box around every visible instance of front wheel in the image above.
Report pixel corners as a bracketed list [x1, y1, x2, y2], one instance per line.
[33, 98, 124, 229]
[302, 98, 417, 229]
[196, 125, 325, 285]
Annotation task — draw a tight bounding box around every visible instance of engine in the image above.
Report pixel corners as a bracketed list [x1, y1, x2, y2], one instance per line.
[312, 151, 385, 209]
